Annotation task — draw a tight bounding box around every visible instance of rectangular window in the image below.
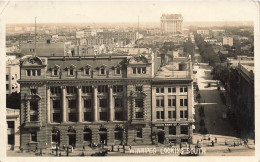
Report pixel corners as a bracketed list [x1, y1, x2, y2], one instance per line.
[161, 111, 164, 119]
[6, 84, 9, 90]
[168, 87, 176, 93]
[137, 67, 141, 74]
[53, 113, 61, 122]
[180, 99, 184, 106]
[133, 68, 136, 74]
[30, 101, 38, 111]
[169, 126, 176, 135]
[113, 85, 123, 93]
[100, 112, 107, 121]
[85, 68, 90, 75]
[6, 75, 9, 81]
[8, 134, 14, 145]
[115, 112, 123, 121]
[68, 100, 76, 109]
[156, 111, 160, 119]
[66, 86, 76, 94]
[31, 132, 37, 142]
[173, 111, 176, 118]
[84, 99, 92, 108]
[82, 86, 92, 93]
[84, 112, 92, 121]
[115, 98, 122, 107]
[180, 87, 188, 93]
[181, 126, 189, 135]
[69, 113, 77, 122]
[135, 99, 143, 108]
[168, 99, 176, 107]
[142, 67, 146, 74]
[156, 88, 164, 93]
[136, 128, 142, 138]
[30, 115, 38, 121]
[184, 110, 188, 118]
[50, 87, 61, 94]
[100, 68, 105, 75]
[135, 86, 143, 92]
[116, 67, 121, 74]
[98, 86, 108, 93]
[99, 99, 107, 107]
[7, 121, 14, 128]
[156, 98, 164, 107]
[27, 70, 31, 76]
[53, 100, 61, 109]
[184, 99, 188, 106]
[135, 112, 143, 118]
[168, 111, 172, 118]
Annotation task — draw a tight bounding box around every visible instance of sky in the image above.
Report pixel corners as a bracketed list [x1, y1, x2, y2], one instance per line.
[0, 1, 259, 24]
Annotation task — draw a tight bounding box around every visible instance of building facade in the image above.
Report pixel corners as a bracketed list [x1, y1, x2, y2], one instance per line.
[18, 48, 193, 149]
[6, 59, 20, 95]
[7, 108, 20, 150]
[161, 14, 183, 34]
[223, 37, 233, 46]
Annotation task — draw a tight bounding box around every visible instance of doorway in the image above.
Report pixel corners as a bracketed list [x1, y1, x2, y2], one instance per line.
[99, 133, 107, 145]
[68, 134, 76, 148]
[158, 132, 165, 144]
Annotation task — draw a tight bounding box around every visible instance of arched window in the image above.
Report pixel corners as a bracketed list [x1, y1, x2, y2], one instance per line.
[51, 127, 60, 146]
[114, 127, 123, 141]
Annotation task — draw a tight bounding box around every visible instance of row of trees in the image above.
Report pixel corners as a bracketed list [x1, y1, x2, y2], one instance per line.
[183, 37, 195, 62]
[194, 34, 221, 66]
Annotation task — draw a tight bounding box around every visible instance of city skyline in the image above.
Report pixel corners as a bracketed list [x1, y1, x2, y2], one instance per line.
[1, 1, 258, 24]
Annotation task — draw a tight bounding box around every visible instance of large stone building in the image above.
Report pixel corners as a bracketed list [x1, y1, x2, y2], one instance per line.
[160, 14, 183, 34]
[18, 48, 194, 149]
[6, 58, 20, 95]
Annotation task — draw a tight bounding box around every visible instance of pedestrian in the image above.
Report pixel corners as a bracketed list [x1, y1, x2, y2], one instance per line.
[215, 137, 217, 143]
[234, 142, 235, 147]
[212, 140, 214, 147]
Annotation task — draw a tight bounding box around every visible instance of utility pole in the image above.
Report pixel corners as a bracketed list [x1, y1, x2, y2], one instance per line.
[34, 17, 37, 57]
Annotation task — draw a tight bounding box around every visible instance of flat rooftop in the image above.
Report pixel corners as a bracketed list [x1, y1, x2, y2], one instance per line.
[155, 63, 191, 79]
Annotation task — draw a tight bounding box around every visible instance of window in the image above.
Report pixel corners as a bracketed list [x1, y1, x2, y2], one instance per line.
[69, 69, 74, 75]
[156, 88, 164, 93]
[51, 87, 61, 94]
[7, 121, 14, 128]
[113, 85, 123, 93]
[100, 67, 105, 75]
[135, 99, 143, 108]
[6, 84, 9, 90]
[168, 111, 176, 119]
[8, 134, 14, 145]
[168, 98, 176, 107]
[53, 113, 61, 122]
[135, 86, 143, 92]
[156, 98, 164, 107]
[84, 112, 92, 121]
[169, 126, 176, 135]
[168, 87, 176, 93]
[99, 99, 107, 107]
[100, 112, 107, 121]
[132, 67, 146, 74]
[135, 112, 143, 118]
[114, 128, 123, 140]
[115, 112, 123, 121]
[156, 111, 164, 119]
[180, 99, 188, 106]
[180, 87, 188, 93]
[184, 110, 188, 118]
[181, 126, 188, 134]
[69, 113, 77, 122]
[115, 98, 122, 107]
[98, 86, 108, 93]
[30, 101, 38, 111]
[53, 100, 60, 109]
[85, 68, 90, 75]
[53, 69, 58, 76]
[83, 129, 92, 141]
[115, 67, 121, 75]
[27, 70, 31, 76]
[84, 99, 92, 108]
[31, 132, 37, 142]
[82, 86, 92, 93]
[6, 75, 9, 81]
[180, 111, 184, 118]
[136, 128, 142, 138]
[66, 86, 76, 94]
[30, 115, 38, 121]
[68, 100, 76, 109]
[30, 88, 37, 95]
[32, 70, 36, 76]
[133, 68, 136, 74]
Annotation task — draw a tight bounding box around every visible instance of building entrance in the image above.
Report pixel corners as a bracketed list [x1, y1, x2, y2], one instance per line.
[158, 132, 165, 144]
[68, 134, 76, 148]
[99, 127, 108, 145]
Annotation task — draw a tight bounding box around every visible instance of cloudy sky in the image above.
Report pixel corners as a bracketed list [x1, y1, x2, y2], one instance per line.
[1, 1, 258, 24]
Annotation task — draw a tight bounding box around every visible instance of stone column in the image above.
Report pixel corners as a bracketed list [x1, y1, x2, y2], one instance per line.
[46, 86, 51, 123]
[77, 86, 82, 122]
[62, 86, 67, 122]
[26, 100, 30, 122]
[93, 86, 98, 122]
[109, 85, 114, 122]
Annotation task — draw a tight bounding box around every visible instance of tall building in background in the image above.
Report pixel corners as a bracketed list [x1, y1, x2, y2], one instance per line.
[160, 14, 183, 34]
